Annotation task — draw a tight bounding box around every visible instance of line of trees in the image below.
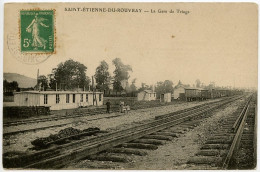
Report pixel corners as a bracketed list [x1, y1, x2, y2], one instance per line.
[193, 79, 231, 90]
[3, 80, 20, 94]
[36, 58, 135, 96]
[4, 58, 234, 98]
[2, 58, 239, 98]
[33, 58, 178, 97]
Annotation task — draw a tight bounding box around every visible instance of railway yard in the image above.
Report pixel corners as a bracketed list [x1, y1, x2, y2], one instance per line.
[2, 1, 258, 170]
[3, 93, 257, 170]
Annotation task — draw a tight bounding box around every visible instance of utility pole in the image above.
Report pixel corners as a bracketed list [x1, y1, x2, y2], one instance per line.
[92, 76, 95, 106]
[233, 78, 236, 89]
[92, 76, 98, 106]
[37, 69, 39, 91]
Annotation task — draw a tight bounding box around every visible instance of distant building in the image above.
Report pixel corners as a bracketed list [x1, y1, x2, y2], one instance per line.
[160, 93, 172, 103]
[137, 90, 156, 101]
[14, 91, 104, 110]
[173, 81, 199, 100]
[173, 81, 186, 99]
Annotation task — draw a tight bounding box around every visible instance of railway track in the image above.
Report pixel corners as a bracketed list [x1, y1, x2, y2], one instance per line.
[3, 98, 230, 136]
[3, 100, 186, 127]
[187, 94, 256, 169]
[3, 95, 241, 169]
[3, 106, 118, 127]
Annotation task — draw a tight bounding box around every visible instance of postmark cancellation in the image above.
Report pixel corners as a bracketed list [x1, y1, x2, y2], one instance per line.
[6, 9, 55, 65]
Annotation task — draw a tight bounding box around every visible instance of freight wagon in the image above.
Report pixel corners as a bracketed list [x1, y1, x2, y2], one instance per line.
[211, 89, 221, 99]
[185, 88, 199, 101]
[201, 89, 211, 100]
[219, 90, 232, 97]
[173, 81, 239, 102]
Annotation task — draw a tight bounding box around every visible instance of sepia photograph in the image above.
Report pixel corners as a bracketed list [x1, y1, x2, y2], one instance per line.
[1, 1, 258, 170]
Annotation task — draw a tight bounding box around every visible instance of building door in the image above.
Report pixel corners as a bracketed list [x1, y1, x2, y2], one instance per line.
[73, 94, 75, 103]
[161, 94, 164, 102]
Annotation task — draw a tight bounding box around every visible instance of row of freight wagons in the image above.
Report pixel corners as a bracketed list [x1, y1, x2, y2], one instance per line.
[179, 89, 242, 101]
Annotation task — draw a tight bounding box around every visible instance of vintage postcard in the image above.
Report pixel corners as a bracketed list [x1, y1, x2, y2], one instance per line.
[2, 2, 258, 170]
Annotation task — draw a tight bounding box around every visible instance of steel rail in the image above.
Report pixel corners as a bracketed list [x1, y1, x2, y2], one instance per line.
[3, 107, 119, 127]
[231, 96, 251, 132]
[29, 97, 237, 169]
[4, 97, 234, 127]
[222, 95, 253, 169]
[26, 99, 233, 168]
[253, 104, 257, 168]
[4, 102, 214, 168]
[3, 96, 239, 169]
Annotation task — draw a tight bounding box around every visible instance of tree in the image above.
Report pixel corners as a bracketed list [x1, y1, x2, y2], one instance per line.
[204, 81, 216, 90]
[10, 81, 19, 91]
[129, 78, 137, 97]
[138, 82, 150, 91]
[130, 78, 137, 92]
[163, 80, 174, 93]
[195, 79, 201, 88]
[49, 59, 90, 90]
[37, 75, 48, 91]
[48, 73, 56, 89]
[155, 80, 174, 95]
[155, 81, 163, 94]
[112, 58, 132, 94]
[94, 60, 111, 94]
[3, 80, 19, 93]
[3, 80, 8, 92]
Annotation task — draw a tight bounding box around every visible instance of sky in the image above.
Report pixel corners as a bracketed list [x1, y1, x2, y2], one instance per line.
[3, 3, 258, 89]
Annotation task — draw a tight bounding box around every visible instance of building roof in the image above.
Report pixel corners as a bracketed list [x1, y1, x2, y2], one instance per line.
[174, 85, 198, 90]
[201, 89, 209, 91]
[161, 92, 172, 95]
[139, 90, 156, 94]
[174, 82, 193, 90]
[14, 91, 104, 95]
[185, 87, 198, 90]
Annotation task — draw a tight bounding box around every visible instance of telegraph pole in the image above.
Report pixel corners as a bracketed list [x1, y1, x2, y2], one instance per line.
[92, 76, 95, 106]
[37, 69, 39, 90]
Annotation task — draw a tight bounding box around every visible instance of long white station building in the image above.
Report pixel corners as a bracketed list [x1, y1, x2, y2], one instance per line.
[14, 91, 104, 110]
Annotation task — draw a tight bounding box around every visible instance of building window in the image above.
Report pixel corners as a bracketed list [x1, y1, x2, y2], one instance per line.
[44, 94, 48, 104]
[150, 93, 151, 97]
[154, 93, 156, 97]
[86, 94, 88, 102]
[56, 94, 60, 104]
[73, 94, 76, 103]
[80, 94, 83, 102]
[99, 94, 102, 102]
[66, 94, 70, 103]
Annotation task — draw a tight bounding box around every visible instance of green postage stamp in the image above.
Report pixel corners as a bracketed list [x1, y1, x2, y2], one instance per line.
[20, 10, 55, 53]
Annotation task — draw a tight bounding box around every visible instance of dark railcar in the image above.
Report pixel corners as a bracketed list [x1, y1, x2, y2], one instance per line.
[185, 88, 199, 101]
[201, 89, 210, 100]
[211, 89, 221, 99]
